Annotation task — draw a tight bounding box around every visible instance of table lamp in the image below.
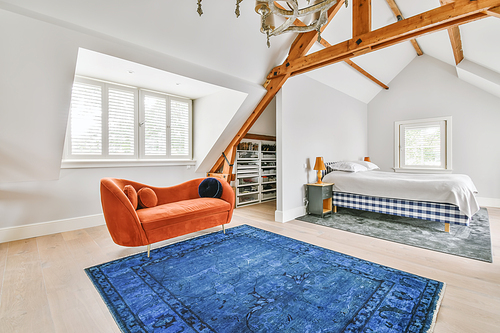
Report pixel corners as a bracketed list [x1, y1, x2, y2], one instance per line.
[313, 157, 326, 184]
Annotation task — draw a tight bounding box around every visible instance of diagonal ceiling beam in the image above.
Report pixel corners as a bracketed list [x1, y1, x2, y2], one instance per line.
[440, 0, 464, 65]
[486, 5, 500, 17]
[316, 36, 389, 89]
[267, 0, 497, 79]
[278, 1, 389, 89]
[385, 0, 424, 55]
[210, 1, 346, 175]
[344, 59, 389, 89]
[284, 0, 345, 62]
[447, 25, 464, 64]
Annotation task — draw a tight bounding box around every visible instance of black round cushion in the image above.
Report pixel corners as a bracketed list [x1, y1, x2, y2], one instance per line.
[198, 178, 223, 198]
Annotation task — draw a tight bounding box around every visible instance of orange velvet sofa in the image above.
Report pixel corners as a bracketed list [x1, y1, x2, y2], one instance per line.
[100, 177, 234, 255]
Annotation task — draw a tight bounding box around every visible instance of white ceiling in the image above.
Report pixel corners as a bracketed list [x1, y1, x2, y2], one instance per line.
[75, 48, 231, 99]
[1, 0, 500, 103]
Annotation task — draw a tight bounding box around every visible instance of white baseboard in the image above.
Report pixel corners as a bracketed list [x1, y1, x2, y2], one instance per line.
[477, 197, 500, 208]
[275, 206, 307, 223]
[0, 214, 105, 244]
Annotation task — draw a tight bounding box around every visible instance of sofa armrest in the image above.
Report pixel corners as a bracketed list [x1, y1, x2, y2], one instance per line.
[100, 178, 149, 247]
[218, 179, 235, 210]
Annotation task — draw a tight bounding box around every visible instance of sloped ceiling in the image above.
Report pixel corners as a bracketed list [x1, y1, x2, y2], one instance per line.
[1, 0, 499, 101]
[75, 48, 230, 100]
[0, 0, 499, 184]
[0, 0, 294, 84]
[304, 0, 500, 102]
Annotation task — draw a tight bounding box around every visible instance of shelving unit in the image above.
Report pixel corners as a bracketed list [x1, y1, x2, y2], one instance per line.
[234, 139, 276, 207]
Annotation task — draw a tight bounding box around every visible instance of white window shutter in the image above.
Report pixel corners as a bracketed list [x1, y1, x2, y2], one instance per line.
[65, 77, 193, 163]
[404, 124, 441, 166]
[108, 88, 135, 155]
[144, 94, 167, 156]
[170, 99, 190, 157]
[69, 82, 102, 155]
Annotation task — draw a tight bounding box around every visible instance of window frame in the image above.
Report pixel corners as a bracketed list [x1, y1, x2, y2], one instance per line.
[138, 90, 193, 160]
[62, 76, 193, 168]
[393, 116, 452, 174]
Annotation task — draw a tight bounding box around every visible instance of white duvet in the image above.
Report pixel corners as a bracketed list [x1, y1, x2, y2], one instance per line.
[322, 170, 480, 217]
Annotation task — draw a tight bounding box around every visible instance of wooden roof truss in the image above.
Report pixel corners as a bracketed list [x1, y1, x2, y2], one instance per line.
[210, 0, 500, 181]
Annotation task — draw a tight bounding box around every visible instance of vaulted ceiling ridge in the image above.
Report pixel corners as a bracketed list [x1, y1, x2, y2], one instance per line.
[267, 0, 500, 79]
[210, 0, 500, 178]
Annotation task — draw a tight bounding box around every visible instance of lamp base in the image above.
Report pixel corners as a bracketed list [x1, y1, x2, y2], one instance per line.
[316, 170, 323, 184]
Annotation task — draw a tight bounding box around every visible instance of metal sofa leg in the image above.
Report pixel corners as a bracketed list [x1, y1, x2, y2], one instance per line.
[147, 244, 151, 257]
[222, 224, 225, 234]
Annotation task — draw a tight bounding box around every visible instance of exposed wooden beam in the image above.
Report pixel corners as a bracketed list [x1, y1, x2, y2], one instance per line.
[409, 40, 424, 55]
[485, 5, 500, 17]
[267, 0, 496, 79]
[439, 1, 464, 65]
[353, 0, 371, 36]
[278, 1, 389, 90]
[385, 0, 424, 55]
[344, 59, 389, 89]
[385, 0, 403, 19]
[448, 25, 464, 64]
[210, 1, 346, 176]
[285, 0, 345, 61]
[209, 75, 289, 174]
[317, 38, 389, 90]
[244, 133, 276, 141]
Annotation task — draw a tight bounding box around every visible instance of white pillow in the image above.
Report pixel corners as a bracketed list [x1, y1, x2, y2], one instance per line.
[352, 161, 380, 170]
[330, 161, 368, 173]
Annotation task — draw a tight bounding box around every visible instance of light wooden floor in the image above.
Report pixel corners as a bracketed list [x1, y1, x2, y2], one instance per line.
[0, 201, 499, 332]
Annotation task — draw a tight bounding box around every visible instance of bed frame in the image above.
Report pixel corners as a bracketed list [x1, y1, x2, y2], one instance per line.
[333, 192, 471, 233]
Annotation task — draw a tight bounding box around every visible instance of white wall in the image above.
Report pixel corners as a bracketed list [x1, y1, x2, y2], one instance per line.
[276, 75, 368, 222]
[0, 9, 77, 183]
[0, 167, 204, 229]
[0, 8, 265, 183]
[0, 7, 264, 238]
[248, 97, 277, 136]
[193, 90, 248, 171]
[368, 55, 500, 202]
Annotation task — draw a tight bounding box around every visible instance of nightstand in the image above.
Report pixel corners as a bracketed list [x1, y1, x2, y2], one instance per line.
[306, 183, 334, 217]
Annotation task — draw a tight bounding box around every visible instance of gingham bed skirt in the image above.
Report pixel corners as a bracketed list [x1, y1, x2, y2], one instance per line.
[333, 192, 471, 226]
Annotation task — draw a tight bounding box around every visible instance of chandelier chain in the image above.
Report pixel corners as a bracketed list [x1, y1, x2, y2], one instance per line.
[197, 0, 203, 16]
[236, 0, 243, 18]
[196, 1, 345, 47]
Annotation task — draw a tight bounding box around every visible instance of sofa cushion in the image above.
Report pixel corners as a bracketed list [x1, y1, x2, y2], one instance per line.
[123, 185, 138, 210]
[138, 198, 231, 231]
[138, 187, 158, 208]
[198, 177, 223, 198]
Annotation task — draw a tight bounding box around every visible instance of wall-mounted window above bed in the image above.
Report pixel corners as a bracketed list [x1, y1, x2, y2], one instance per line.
[394, 116, 452, 173]
[62, 76, 192, 168]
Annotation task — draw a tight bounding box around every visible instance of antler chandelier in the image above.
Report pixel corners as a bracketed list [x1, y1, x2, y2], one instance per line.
[196, 0, 343, 47]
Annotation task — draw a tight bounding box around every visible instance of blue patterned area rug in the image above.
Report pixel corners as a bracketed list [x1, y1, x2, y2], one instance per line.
[86, 225, 445, 332]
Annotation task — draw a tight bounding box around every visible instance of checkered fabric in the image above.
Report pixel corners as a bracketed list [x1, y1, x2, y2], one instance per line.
[333, 192, 471, 226]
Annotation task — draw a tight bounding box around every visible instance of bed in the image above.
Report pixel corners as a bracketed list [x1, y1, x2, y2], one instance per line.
[321, 161, 480, 232]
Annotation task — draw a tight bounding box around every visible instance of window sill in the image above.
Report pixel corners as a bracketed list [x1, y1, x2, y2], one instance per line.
[393, 168, 453, 174]
[61, 159, 196, 169]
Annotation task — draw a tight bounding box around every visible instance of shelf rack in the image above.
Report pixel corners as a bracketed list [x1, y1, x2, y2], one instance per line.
[234, 139, 276, 207]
